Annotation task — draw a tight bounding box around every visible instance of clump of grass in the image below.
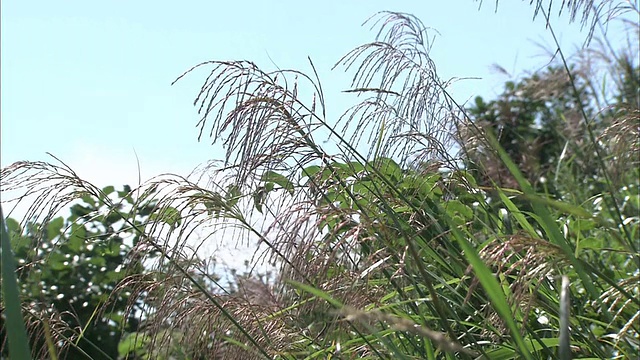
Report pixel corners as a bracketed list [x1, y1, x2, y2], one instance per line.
[2, 1, 638, 359]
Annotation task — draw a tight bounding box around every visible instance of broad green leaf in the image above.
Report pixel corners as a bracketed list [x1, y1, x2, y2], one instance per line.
[117, 184, 132, 199]
[103, 240, 122, 257]
[149, 207, 181, 228]
[352, 181, 375, 196]
[105, 269, 126, 283]
[419, 174, 442, 198]
[70, 204, 93, 220]
[576, 237, 604, 251]
[348, 161, 365, 174]
[454, 170, 478, 188]
[68, 224, 87, 252]
[192, 191, 228, 215]
[5, 217, 21, 235]
[302, 165, 322, 178]
[333, 161, 365, 177]
[47, 216, 65, 241]
[393, 205, 413, 213]
[105, 209, 123, 225]
[261, 170, 294, 195]
[67, 234, 84, 252]
[89, 256, 107, 267]
[80, 193, 97, 207]
[265, 182, 274, 193]
[370, 157, 402, 182]
[102, 185, 115, 196]
[226, 184, 242, 207]
[6, 218, 31, 255]
[118, 332, 150, 357]
[48, 252, 69, 271]
[444, 200, 473, 220]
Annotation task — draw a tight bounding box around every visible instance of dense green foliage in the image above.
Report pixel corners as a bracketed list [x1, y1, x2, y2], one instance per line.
[1, 186, 156, 359]
[466, 66, 592, 193]
[1, 2, 638, 359]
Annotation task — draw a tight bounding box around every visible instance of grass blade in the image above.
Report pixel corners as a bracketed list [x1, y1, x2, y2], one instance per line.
[1, 205, 32, 359]
[559, 275, 571, 360]
[485, 130, 598, 298]
[441, 211, 534, 360]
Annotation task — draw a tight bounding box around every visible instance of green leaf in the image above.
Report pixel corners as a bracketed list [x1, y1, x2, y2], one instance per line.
[11, 235, 32, 256]
[70, 204, 93, 220]
[102, 207, 123, 225]
[105, 269, 126, 283]
[5, 217, 21, 235]
[261, 170, 294, 195]
[149, 207, 181, 228]
[445, 200, 473, 220]
[333, 161, 365, 177]
[89, 256, 107, 267]
[302, 165, 322, 178]
[522, 194, 592, 218]
[393, 205, 413, 213]
[226, 184, 242, 207]
[455, 170, 478, 188]
[286, 280, 344, 308]
[576, 237, 604, 251]
[6, 218, 31, 255]
[117, 184, 132, 198]
[371, 157, 402, 182]
[48, 252, 69, 271]
[102, 185, 115, 196]
[496, 189, 537, 236]
[79, 192, 97, 207]
[253, 187, 266, 213]
[68, 224, 87, 252]
[103, 240, 122, 257]
[47, 216, 65, 241]
[118, 332, 149, 357]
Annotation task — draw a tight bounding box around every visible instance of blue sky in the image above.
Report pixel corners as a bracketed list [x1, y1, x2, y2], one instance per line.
[1, 1, 600, 189]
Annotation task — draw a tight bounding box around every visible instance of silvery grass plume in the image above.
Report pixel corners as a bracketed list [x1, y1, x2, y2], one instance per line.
[477, 0, 637, 43]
